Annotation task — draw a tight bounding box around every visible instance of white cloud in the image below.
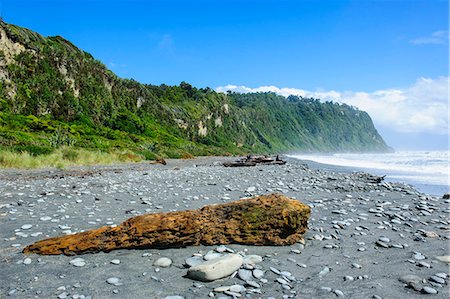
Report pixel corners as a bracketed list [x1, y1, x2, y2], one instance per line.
[216, 77, 449, 135]
[410, 30, 448, 45]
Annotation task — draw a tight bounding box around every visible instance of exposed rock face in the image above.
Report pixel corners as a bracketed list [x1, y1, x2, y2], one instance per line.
[23, 193, 311, 256]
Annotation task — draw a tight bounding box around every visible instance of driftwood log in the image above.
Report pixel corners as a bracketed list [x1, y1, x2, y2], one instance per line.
[23, 194, 311, 256]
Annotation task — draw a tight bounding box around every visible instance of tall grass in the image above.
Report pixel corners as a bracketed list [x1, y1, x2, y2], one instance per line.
[0, 147, 144, 169]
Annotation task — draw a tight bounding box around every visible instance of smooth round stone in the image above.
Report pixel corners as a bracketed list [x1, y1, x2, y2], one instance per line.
[110, 259, 120, 265]
[204, 251, 223, 261]
[246, 186, 256, 192]
[376, 241, 389, 248]
[245, 280, 260, 288]
[154, 257, 172, 268]
[215, 245, 228, 253]
[422, 286, 438, 294]
[70, 258, 86, 267]
[418, 261, 431, 268]
[23, 258, 32, 265]
[185, 256, 203, 267]
[187, 254, 243, 282]
[344, 275, 354, 281]
[40, 216, 52, 221]
[435, 255, 450, 263]
[429, 276, 445, 284]
[106, 277, 122, 286]
[238, 269, 252, 281]
[21, 224, 33, 230]
[229, 284, 245, 293]
[243, 255, 263, 265]
[214, 286, 230, 292]
[270, 267, 281, 275]
[414, 253, 425, 260]
[253, 269, 264, 279]
[334, 289, 344, 297]
[399, 275, 422, 284]
[163, 296, 185, 299]
[320, 287, 332, 292]
[379, 236, 390, 243]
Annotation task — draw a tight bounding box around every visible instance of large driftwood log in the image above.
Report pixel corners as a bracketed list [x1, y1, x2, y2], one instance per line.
[23, 193, 311, 256]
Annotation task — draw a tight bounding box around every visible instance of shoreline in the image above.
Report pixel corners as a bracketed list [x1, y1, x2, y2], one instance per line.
[1, 156, 449, 298]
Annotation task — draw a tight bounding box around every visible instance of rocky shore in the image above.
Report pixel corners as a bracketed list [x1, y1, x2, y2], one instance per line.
[0, 157, 449, 298]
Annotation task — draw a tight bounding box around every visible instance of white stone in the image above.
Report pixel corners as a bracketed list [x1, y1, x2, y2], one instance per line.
[70, 258, 86, 267]
[187, 254, 243, 281]
[253, 269, 265, 279]
[204, 251, 223, 261]
[246, 186, 256, 192]
[106, 277, 122, 286]
[110, 259, 120, 265]
[243, 255, 263, 265]
[23, 258, 32, 265]
[154, 257, 172, 268]
[21, 224, 33, 230]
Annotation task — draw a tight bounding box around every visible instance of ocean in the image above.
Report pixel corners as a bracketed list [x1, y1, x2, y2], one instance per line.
[289, 151, 449, 196]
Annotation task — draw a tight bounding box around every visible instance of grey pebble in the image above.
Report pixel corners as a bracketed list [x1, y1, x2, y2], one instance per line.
[429, 276, 445, 284]
[106, 277, 122, 286]
[422, 286, 438, 294]
[238, 269, 252, 281]
[252, 269, 264, 279]
[334, 289, 344, 297]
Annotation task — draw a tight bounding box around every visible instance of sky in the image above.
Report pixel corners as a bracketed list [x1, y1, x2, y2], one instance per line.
[2, 0, 448, 150]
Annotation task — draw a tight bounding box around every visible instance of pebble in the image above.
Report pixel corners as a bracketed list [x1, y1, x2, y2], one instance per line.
[110, 259, 120, 265]
[245, 280, 260, 288]
[435, 255, 450, 263]
[417, 261, 431, 268]
[237, 269, 252, 281]
[399, 274, 422, 284]
[252, 269, 264, 279]
[422, 286, 438, 294]
[70, 258, 86, 267]
[21, 224, 33, 230]
[163, 296, 184, 299]
[204, 251, 223, 261]
[243, 254, 263, 264]
[318, 267, 330, 277]
[187, 254, 243, 281]
[379, 236, 390, 243]
[229, 284, 245, 293]
[23, 258, 32, 265]
[153, 257, 172, 268]
[334, 289, 344, 297]
[429, 276, 445, 284]
[185, 256, 203, 267]
[376, 241, 389, 248]
[106, 277, 122, 286]
[214, 286, 230, 292]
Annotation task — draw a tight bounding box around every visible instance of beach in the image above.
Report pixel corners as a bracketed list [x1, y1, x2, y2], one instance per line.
[0, 157, 449, 298]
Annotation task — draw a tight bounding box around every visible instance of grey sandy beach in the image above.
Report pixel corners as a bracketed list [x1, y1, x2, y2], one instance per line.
[1, 157, 449, 298]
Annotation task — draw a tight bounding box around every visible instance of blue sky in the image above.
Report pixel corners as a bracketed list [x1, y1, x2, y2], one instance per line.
[2, 0, 448, 150]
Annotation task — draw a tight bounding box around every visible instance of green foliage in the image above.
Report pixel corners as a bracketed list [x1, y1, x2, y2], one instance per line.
[48, 127, 77, 147]
[0, 20, 390, 164]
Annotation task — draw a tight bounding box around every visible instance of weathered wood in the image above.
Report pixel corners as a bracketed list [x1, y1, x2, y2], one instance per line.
[23, 194, 311, 256]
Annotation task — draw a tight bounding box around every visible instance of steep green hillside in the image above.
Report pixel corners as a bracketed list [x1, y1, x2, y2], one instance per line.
[0, 21, 389, 160]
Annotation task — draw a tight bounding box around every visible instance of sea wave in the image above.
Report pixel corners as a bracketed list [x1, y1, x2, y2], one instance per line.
[289, 151, 449, 189]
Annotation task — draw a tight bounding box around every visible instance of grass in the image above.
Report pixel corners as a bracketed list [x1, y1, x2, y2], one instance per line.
[0, 147, 144, 169]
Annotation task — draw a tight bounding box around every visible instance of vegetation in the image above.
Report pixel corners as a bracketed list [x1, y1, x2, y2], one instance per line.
[0, 21, 389, 168]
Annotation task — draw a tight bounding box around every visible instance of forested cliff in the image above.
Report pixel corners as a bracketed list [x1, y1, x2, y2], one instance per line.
[0, 21, 389, 159]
